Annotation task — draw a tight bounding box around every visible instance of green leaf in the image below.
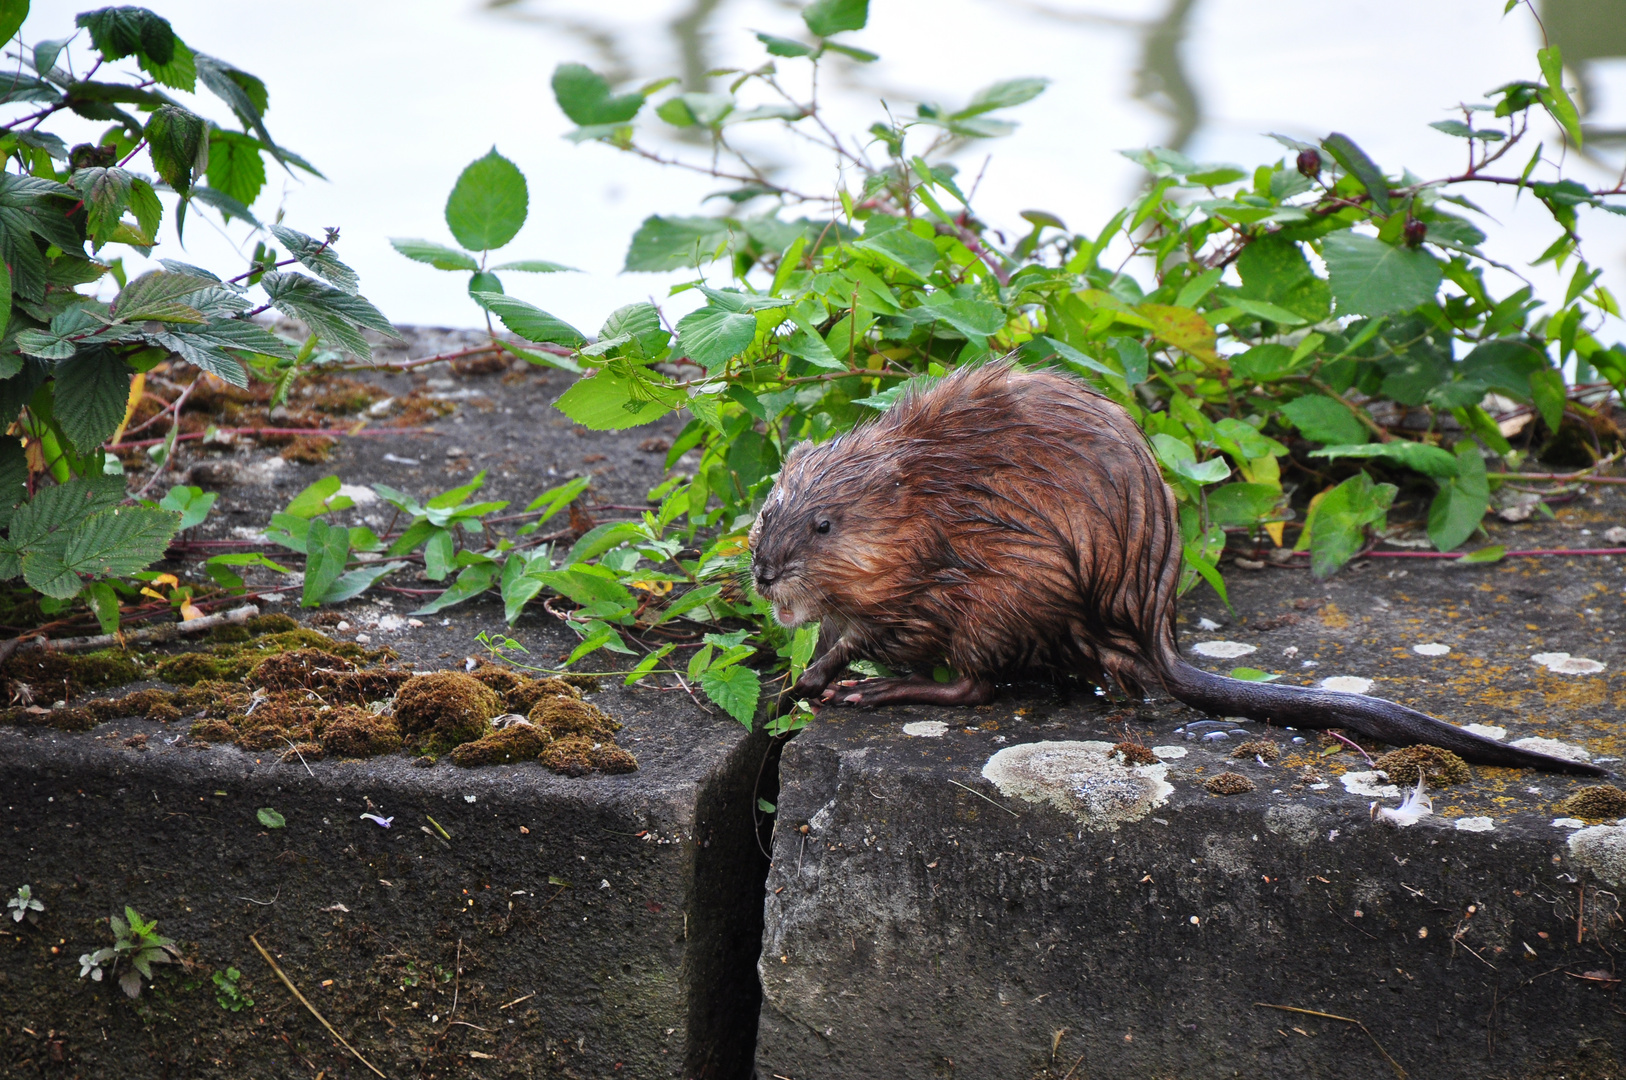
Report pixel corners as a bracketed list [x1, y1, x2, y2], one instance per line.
[321, 561, 405, 605]
[1228, 667, 1281, 682]
[490, 259, 576, 273]
[270, 224, 358, 294]
[853, 227, 938, 281]
[24, 505, 178, 598]
[194, 53, 281, 164]
[1278, 395, 1369, 445]
[1321, 232, 1442, 317]
[472, 292, 585, 347]
[917, 292, 1004, 337]
[803, 0, 868, 37]
[110, 270, 218, 322]
[1537, 46, 1583, 148]
[1529, 366, 1566, 432]
[143, 105, 206, 197]
[410, 562, 497, 616]
[85, 579, 120, 635]
[1427, 441, 1489, 552]
[676, 306, 758, 371]
[260, 271, 397, 358]
[1206, 482, 1280, 526]
[756, 31, 813, 57]
[1429, 119, 1504, 142]
[1308, 441, 1459, 478]
[70, 166, 132, 247]
[423, 527, 454, 581]
[205, 130, 266, 210]
[301, 518, 350, 607]
[533, 568, 635, 610]
[599, 302, 669, 359]
[445, 149, 528, 252]
[158, 485, 216, 530]
[256, 808, 285, 829]
[54, 346, 131, 452]
[952, 77, 1048, 118]
[283, 475, 349, 520]
[0, 0, 27, 45]
[1151, 434, 1230, 485]
[77, 7, 175, 65]
[551, 63, 645, 126]
[1302, 472, 1395, 578]
[623, 215, 735, 272]
[1459, 544, 1506, 565]
[204, 551, 289, 590]
[1321, 132, 1390, 215]
[556, 368, 675, 431]
[390, 238, 477, 271]
[700, 663, 761, 728]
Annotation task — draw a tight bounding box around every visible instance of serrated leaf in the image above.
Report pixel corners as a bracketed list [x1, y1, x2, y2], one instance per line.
[952, 77, 1048, 118]
[54, 346, 131, 452]
[489, 259, 576, 273]
[551, 63, 646, 126]
[599, 302, 668, 359]
[189, 185, 260, 228]
[803, 0, 868, 37]
[555, 368, 676, 431]
[472, 291, 585, 347]
[143, 105, 205, 197]
[676, 306, 757, 371]
[260, 271, 397, 358]
[1279, 394, 1369, 445]
[205, 130, 266, 210]
[194, 53, 282, 164]
[269, 224, 358, 294]
[77, 7, 175, 65]
[0, 173, 84, 302]
[22, 505, 179, 598]
[445, 149, 528, 252]
[70, 166, 133, 247]
[623, 215, 735, 272]
[390, 238, 477, 271]
[700, 663, 760, 728]
[1321, 231, 1442, 317]
[112, 270, 219, 321]
[1309, 441, 1459, 478]
[852, 227, 937, 280]
[1151, 433, 1230, 485]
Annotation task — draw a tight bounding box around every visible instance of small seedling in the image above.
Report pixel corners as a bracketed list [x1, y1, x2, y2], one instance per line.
[257, 808, 286, 829]
[78, 907, 183, 998]
[8, 885, 43, 925]
[212, 966, 254, 1012]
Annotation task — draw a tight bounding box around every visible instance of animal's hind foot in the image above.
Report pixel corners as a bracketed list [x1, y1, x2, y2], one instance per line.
[822, 673, 995, 708]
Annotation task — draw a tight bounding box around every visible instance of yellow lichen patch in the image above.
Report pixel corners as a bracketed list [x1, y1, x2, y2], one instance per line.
[1319, 603, 1349, 630]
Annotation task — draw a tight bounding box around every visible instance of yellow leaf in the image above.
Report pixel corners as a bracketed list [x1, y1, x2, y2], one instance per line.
[1264, 521, 1286, 547]
[713, 536, 749, 557]
[139, 587, 166, 601]
[627, 580, 674, 595]
[1139, 303, 1220, 364]
[179, 600, 205, 621]
[150, 573, 179, 588]
[110, 371, 146, 446]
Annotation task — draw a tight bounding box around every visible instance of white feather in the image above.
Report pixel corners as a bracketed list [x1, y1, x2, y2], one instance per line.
[1371, 774, 1432, 828]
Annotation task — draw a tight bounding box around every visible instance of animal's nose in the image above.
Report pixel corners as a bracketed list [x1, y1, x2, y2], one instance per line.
[754, 564, 779, 586]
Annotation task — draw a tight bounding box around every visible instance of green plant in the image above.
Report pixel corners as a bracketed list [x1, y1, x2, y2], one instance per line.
[211, 965, 252, 1011]
[78, 905, 181, 998]
[7, 883, 42, 924]
[0, 3, 394, 633]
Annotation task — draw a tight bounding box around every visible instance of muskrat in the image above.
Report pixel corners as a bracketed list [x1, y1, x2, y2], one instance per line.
[748, 361, 1604, 776]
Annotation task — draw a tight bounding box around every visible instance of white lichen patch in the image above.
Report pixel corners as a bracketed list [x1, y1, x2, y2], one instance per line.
[1413, 643, 1451, 657]
[1151, 745, 1188, 760]
[1569, 825, 1626, 887]
[1510, 737, 1592, 763]
[1454, 817, 1495, 833]
[1553, 818, 1588, 829]
[1341, 771, 1399, 798]
[1320, 676, 1374, 694]
[902, 721, 948, 738]
[1464, 723, 1507, 741]
[1192, 640, 1256, 659]
[981, 741, 1171, 831]
[1197, 617, 1222, 631]
[1531, 652, 1607, 675]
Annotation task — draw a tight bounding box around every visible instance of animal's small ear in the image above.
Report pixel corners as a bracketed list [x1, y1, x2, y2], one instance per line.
[782, 440, 810, 468]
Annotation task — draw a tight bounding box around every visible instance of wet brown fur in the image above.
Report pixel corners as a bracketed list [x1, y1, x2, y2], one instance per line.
[750, 362, 1605, 776]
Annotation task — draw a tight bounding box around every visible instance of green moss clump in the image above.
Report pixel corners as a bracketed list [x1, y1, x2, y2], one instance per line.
[557, 674, 602, 693]
[449, 723, 550, 767]
[173, 680, 250, 715]
[467, 663, 528, 699]
[45, 707, 98, 732]
[245, 613, 300, 635]
[1556, 785, 1626, 821]
[249, 648, 356, 691]
[320, 706, 402, 758]
[529, 696, 619, 739]
[540, 734, 595, 777]
[394, 672, 500, 751]
[208, 624, 253, 644]
[156, 652, 228, 686]
[1373, 745, 1470, 787]
[5, 649, 145, 697]
[280, 741, 324, 764]
[506, 676, 581, 714]
[590, 743, 638, 775]
[191, 718, 237, 743]
[1205, 772, 1255, 796]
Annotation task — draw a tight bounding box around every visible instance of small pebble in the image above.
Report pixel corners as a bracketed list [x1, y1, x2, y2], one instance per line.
[1203, 731, 1230, 742]
[1291, 737, 1307, 744]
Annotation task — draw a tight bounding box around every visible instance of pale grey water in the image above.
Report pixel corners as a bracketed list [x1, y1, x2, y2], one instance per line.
[26, 0, 1626, 334]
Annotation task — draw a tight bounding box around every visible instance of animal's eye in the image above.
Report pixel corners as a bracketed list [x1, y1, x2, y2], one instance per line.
[816, 520, 831, 534]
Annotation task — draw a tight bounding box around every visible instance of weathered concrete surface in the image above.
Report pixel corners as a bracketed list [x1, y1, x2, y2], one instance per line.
[0, 339, 767, 1079]
[758, 492, 1626, 1079]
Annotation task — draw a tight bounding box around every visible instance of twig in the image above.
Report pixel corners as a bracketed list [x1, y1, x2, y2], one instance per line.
[1060, 1051, 1087, 1080]
[234, 888, 279, 906]
[450, 938, 462, 1018]
[8, 604, 259, 655]
[1578, 881, 1586, 945]
[1327, 731, 1376, 768]
[277, 735, 315, 779]
[112, 425, 440, 451]
[946, 778, 1019, 817]
[249, 934, 387, 1079]
[498, 993, 534, 1010]
[1253, 1003, 1406, 1079]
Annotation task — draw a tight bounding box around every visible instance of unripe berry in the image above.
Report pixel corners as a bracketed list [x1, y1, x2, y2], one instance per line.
[1403, 219, 1427, 247]
[1296, 149, 1322, 178]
